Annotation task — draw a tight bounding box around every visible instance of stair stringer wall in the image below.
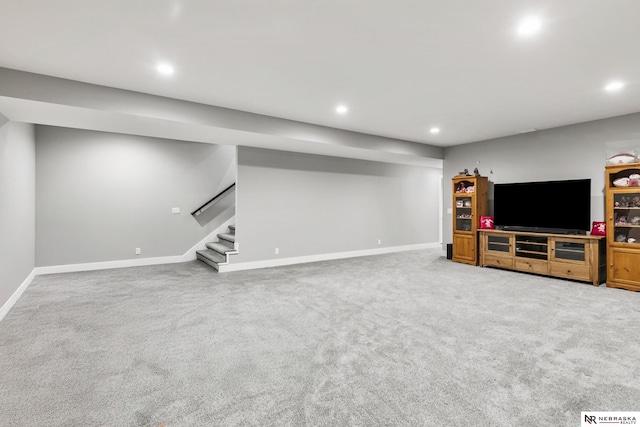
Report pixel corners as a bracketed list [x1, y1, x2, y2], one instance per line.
[185, 216, 236, 261]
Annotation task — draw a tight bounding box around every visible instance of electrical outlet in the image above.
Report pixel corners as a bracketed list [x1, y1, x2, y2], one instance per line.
[135, 248, 141, 255]
[171, 207, 181, 214]
[275, 248, 279, 255]
[377, 239, 382, 245]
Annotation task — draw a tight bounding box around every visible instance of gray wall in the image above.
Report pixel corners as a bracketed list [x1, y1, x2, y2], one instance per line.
[0, 122, 35, 307]
[442, 112, 640, 245]
[234, 147, 441, 263]
[35, 126, 236, 266]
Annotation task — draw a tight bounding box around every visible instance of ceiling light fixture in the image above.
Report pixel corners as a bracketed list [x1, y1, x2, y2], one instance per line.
[518, 17, 542, 36]
[157, 63, 175, 76]
[336, 105, 348, 114]
[430, 127, 440, 134]
[604, 81, 625, 92]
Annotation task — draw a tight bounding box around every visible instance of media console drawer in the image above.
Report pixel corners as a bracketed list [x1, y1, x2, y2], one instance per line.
[515, 258, 548, 275]
[549, 262, 590, 281]
[482, 254, 513, 269]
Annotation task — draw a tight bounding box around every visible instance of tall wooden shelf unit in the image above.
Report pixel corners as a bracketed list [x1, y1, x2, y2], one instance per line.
[452, 175, 488, 265]
[605, 162, 640, 291]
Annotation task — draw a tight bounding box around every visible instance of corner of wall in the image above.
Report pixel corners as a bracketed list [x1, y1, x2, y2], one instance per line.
[0, 121, 36, 320]
[0, 270, 35, 322]
[0, 112, 9, 128]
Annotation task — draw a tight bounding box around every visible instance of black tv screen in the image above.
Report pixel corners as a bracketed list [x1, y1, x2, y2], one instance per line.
[494, 179, 591, 233]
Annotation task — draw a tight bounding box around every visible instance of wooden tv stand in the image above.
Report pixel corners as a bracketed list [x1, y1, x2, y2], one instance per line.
[479, 230, 606, 286]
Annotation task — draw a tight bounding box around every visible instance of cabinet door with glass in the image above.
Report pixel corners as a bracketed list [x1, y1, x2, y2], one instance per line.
[550, 238, 588, 264]
[485, 233, 512, 256]
[454, 193, 474, 233]
[611, 192, 640, 245]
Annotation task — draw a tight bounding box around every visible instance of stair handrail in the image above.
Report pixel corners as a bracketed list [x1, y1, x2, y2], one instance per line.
[191, 183, 236, 216]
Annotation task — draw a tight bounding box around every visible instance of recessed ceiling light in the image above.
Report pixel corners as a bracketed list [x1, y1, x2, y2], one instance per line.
[336, 105, 348, 114]
[518, 17, 542, 36]
[430, 127, 440, 134]
[604, 81, 625, 92]
[157, 63, 175, 76]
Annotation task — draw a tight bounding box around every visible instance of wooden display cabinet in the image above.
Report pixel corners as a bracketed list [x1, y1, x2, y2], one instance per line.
[605, 162, 640, 291]
[452, 175, 488, 265]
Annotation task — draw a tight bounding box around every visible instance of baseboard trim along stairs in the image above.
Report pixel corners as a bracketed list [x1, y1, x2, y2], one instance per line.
[218, 242, 441, 273]
[196, 224, 238, 271]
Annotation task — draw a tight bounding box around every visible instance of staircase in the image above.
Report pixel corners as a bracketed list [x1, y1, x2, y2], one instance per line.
[196, 224, 237, 271]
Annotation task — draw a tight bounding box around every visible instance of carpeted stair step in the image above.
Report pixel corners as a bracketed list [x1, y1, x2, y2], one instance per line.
[218, 238, 234, 249]
[218, 233, 235, 244]
[196, 249, 227, 270]
[228, 224, 235, 234]
[206, 241, 236, 255]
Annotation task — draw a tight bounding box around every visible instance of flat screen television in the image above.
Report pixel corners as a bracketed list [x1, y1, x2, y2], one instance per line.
[493, 178, 591, 234]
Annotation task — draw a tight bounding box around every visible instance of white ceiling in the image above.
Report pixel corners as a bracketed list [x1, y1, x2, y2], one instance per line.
[0, 0, 639, 147]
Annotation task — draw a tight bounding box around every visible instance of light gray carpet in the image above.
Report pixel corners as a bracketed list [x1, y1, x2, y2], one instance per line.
[1, 249, 639, 426]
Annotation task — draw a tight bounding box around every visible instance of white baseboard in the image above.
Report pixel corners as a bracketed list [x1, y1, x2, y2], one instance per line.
[0, 270, 36, 322]
[34, 255, 187, 275]
[34, 218, 237, 275]
[218, 242, 441, 273]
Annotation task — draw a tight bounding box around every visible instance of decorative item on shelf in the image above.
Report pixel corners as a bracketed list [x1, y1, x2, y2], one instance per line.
[631, 216, 640, 225]
[616, 234, 627, 242]
[633, 196, 640, 207]
[613, 177, 630, 187]
[616, 215, 627, 225]
[463, 200, 472, 207]
[607, 153, 637, 165]
[456, 200, 463, 207]
[457, 168, 471, 176]
[479, 216, 495, 229]
[590, 221, 606, 236]
[455, 182, 475, 193]
[473, 167, 480, 175]
[629, 238, 637, 243]
[613, 177, 640, 187]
